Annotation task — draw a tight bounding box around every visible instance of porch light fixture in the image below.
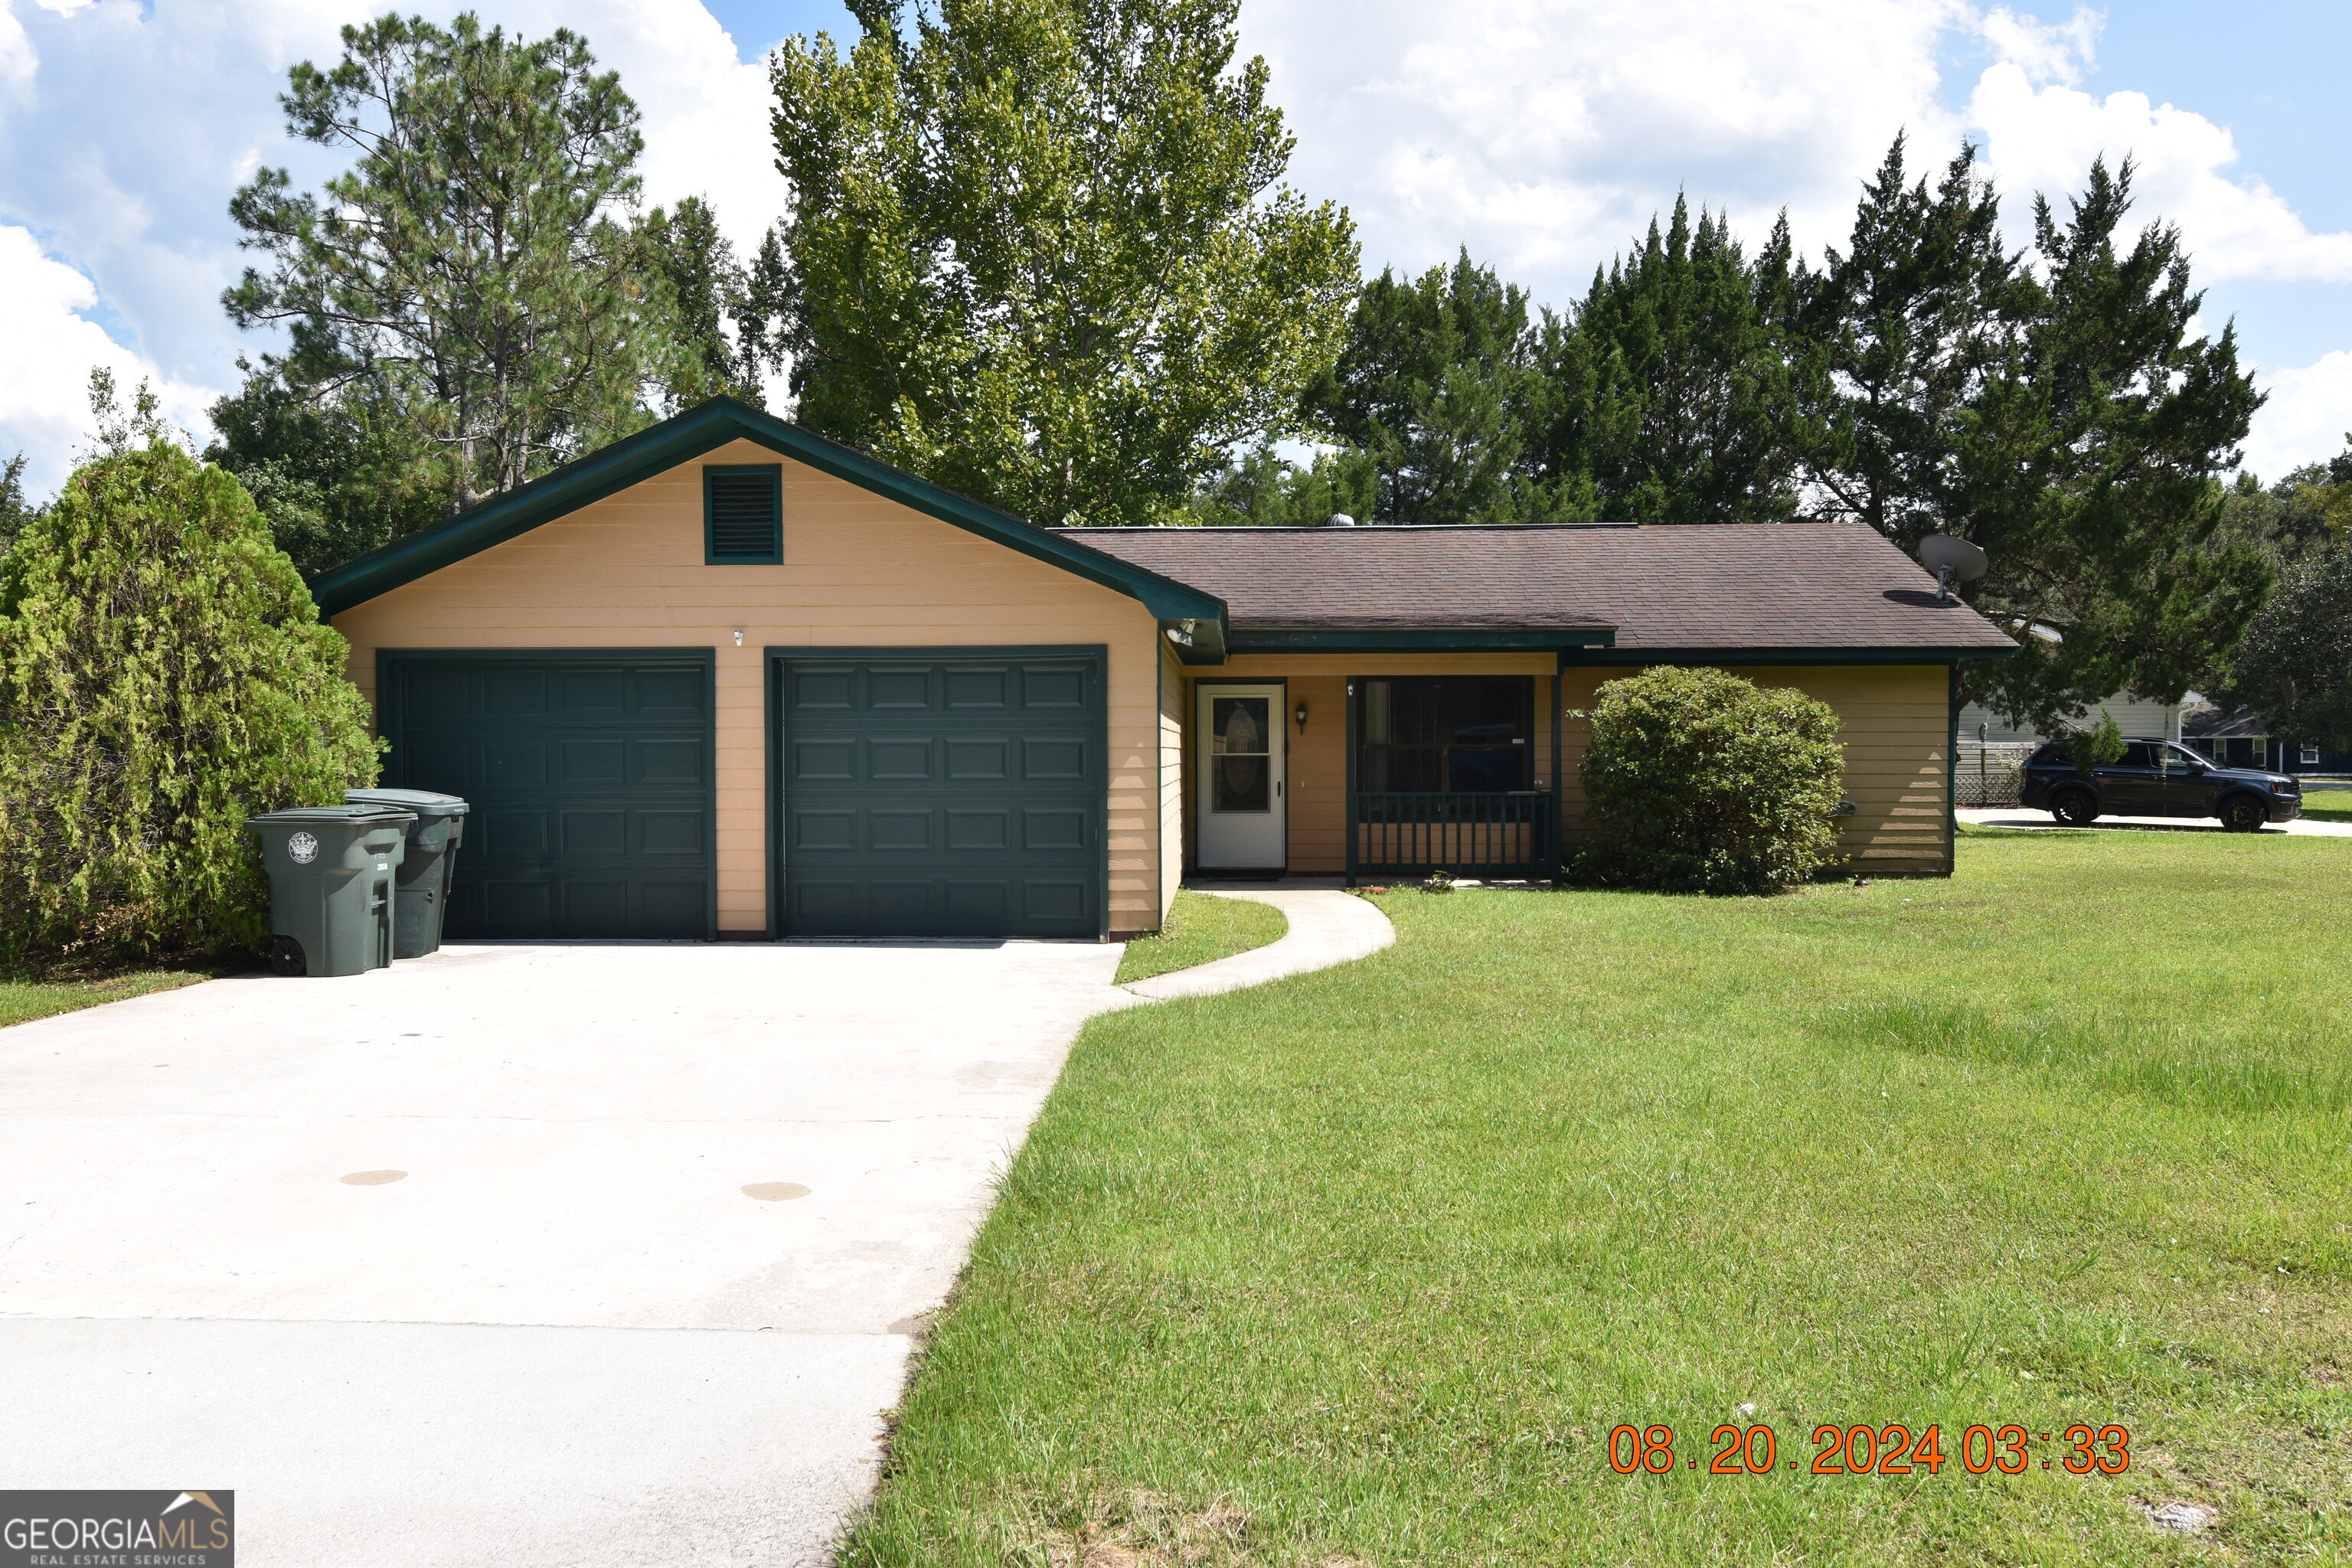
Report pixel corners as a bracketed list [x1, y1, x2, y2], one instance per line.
[1165, 621, 1194, 647]
[1294, 701, 1308, 733]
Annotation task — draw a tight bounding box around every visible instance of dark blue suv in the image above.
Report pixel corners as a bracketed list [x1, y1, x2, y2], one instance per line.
[2018, 738, 2302, 832]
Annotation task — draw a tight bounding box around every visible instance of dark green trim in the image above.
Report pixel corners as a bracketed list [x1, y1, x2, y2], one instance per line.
[374, 645, 720, 941]
[1565, 644, 2017, 667]
[1231, 627, 1611, 655]
[1344, 677, 1360, 887]
[703, 464, 782, 564]
[763, 644, 1111, 940]
[313, 397, 1225, 625]
[1548, 671, 1563, 879]
[1945, 662, 1962, 874]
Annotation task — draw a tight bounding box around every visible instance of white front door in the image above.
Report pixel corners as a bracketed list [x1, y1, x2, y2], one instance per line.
[1196, 684, 1286, 869]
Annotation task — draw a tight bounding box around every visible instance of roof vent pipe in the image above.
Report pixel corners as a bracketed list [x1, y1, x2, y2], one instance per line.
[1325, 513, 1357, 527]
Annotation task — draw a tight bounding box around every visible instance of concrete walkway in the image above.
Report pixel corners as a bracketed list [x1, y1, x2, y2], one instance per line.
[1123, 887, 1396, 1001]
[1958, 807, 2352, 838]
[0, 941, 1142, 1566]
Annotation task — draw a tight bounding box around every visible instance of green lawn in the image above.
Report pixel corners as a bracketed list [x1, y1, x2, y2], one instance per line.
[0, 968, 214, 1029]
[1114, 888, 1289, 985]
[849, 828, 2352, 1566]
[2299, 799, 2352, 825]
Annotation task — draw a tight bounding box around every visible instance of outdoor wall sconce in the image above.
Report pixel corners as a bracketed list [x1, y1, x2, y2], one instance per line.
[1294, 701, 1309, 733]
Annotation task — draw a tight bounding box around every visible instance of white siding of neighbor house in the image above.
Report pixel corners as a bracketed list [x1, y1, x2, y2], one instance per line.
[1958, 693, 2194, 744]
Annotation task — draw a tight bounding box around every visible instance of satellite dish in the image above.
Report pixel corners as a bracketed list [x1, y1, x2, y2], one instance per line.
[1918, 534, 1988, 602]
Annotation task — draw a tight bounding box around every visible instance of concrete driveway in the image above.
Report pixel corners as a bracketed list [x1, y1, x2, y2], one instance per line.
[0, 940, 1135, 1565]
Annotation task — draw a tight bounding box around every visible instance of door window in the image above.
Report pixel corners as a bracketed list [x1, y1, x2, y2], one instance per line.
[1360, 678, 1530, 792]
[1210, 696, 1271, 812]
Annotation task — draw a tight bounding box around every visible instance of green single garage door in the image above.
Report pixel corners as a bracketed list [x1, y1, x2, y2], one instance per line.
[381, 652, 714, 939]
[777, 652, 1105, 938]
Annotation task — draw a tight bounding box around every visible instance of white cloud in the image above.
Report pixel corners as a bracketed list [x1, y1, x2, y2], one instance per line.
[0, 0, 788, 489]
[1965, 63, 2352, 285]
[1243, 0, 1972, 295]
[0, 224, 210, 494]
[1976, 4, 2097, 86]
[2241, 353, 2352, 482]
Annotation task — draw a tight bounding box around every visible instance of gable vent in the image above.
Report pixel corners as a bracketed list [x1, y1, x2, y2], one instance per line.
[704, 466, 782, 564]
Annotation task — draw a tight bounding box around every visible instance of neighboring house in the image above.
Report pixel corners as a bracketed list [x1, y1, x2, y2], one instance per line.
[1957, 693, 2193, 745]
[310, 397, 2017, 942]
[2180, 705, 2352, 774]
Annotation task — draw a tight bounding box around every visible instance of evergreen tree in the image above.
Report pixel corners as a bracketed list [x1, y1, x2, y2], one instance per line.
[1304, 251, 1587, 524]
[225, 13, 687, 516]
[636, 197, 789, 407]
[1180, 443, 1376, 525]
[204, 361, 446, 577]
[770, 0, 1360, 525]
[1958, 158, 2270, 732]
[1798, 135, 2021, 539]
[0, 390, 379, 967]
[0, 453, 38, 553]
[1533, 198, 1803, 523]
[2222, 544, 2352, 749]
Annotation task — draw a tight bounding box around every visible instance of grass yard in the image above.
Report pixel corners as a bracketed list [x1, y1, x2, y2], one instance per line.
[1115, 889, 1289, 985]
[0, 967, 214, 1029]
[848, 828, 2352, 1566]
[2298, 799, 2351, 825]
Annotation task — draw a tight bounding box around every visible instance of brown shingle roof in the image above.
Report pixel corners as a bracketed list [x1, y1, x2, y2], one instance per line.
[1069, 521, 2016, 653]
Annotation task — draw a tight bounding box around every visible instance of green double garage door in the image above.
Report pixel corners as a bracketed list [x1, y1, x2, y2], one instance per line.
[381, 650, 1104, 939]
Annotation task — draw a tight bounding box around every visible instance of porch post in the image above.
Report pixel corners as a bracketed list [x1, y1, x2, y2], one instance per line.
[1344, 678, 1359, 887]
[1549, 671, 1563, 880]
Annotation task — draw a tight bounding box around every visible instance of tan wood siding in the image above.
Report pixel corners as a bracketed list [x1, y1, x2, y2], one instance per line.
[1560, 663, 1952, 873]
[333, 438, 1168, 933]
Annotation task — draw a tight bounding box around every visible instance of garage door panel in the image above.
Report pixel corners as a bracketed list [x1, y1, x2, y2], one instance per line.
[386, 655, 712, 940]
[871, 739, 935, 780]
[779, 654, 1100, 938]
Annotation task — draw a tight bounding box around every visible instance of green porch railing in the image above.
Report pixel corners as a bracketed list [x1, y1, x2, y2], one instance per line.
[1350, 789, 1557, 881]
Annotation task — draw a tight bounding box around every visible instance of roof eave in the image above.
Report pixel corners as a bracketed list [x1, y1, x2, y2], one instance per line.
[1567, 643, 2018, 665]
[309, 397, 1227, 625]
[1227, 627, 1617, 655]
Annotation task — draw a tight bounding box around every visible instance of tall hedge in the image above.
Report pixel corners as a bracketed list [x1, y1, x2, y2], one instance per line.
[1569, 665, 1845, 895]
[0, 441, 379, 967]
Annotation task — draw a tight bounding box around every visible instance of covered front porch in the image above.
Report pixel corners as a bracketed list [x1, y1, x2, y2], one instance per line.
[1176, 653, 1564, 884]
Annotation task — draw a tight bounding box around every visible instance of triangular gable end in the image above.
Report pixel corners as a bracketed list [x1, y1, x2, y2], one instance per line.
[307, 397, 1227, 626]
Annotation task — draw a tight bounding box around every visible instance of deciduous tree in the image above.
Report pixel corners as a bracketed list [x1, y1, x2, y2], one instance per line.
[770, 0, 1359, 525]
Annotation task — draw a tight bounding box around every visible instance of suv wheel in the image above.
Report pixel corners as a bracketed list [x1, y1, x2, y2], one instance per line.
[2220, 795, 2268, 834]
[2050, 789, 2099, 826]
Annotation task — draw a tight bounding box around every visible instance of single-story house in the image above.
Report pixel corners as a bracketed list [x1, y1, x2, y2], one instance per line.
[2181, 705, 2350, 774]
[311, 397, 2017, 942]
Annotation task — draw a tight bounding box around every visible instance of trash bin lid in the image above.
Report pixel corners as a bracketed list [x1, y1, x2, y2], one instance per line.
[247, 805, 418, 828]
[345, 787, 470, 816]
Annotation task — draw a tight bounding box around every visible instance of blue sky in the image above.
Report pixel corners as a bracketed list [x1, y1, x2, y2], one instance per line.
[4, 1, 2350, 492]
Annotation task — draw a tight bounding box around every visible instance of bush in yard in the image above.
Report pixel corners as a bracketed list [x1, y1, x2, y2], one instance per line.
[1567, 665, 1844, 894]
[0, 435, 380, 969]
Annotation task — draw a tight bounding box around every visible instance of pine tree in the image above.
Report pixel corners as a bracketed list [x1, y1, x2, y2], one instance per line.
[0, 398, 379, 967]
[225, 14, 685, 514]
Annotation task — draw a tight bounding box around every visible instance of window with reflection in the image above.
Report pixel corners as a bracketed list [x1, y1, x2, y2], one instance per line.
[1358, 678, 1531, 792]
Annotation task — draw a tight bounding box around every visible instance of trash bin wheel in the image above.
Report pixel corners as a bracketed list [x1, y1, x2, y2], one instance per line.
[268, 936, 307, 977]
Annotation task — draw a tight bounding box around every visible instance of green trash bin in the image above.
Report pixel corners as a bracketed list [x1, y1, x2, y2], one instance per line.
[245, 805, 416, 977]
[345, 788, 470, 959]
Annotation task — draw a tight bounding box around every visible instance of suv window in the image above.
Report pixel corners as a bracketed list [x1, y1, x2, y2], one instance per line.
[2028, 743, 2069, 766]
[2163, 745, 2207, 773]
[2114, 743, 2159, 769]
